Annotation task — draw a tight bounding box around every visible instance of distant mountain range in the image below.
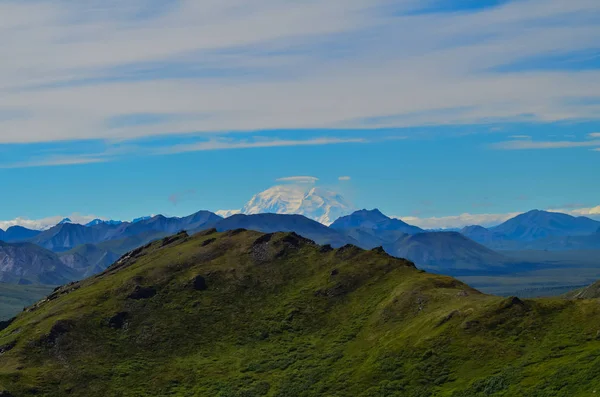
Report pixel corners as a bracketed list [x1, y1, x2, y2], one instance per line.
[1, 207, 600, 286]
[0, 226, 41, 243]
[26, 210, 222, 252]
[0, 241, 76, 285]
[461, 210, 600, 250]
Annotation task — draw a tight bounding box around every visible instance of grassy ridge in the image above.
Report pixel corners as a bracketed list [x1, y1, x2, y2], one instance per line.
[1, 230, 600, 396]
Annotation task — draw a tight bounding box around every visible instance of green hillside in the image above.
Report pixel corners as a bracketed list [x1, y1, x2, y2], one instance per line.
[1, 229, 600, 396]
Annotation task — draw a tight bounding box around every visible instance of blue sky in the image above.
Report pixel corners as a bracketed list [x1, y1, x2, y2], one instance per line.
[0, 0, 599, 229]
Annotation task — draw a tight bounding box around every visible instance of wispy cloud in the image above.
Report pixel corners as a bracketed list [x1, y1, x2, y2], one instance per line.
[509, 135, 532, 139]
[0, 0, 598, 146]
[491, 139, 600, 150]
[589, 132, 600, 138]
[0, 155, 107, 169]
[548, 205, 600, 217]
[399, 212, 522, 229]
[276, 176, 319, 184]
[168, 189, 196, 205]
[400, 203, 600, 228]
[157, 137, 366, 155]
[215, 209, 242, 218]
[338, 176, 351, 181]
[0, 213, 103, 231]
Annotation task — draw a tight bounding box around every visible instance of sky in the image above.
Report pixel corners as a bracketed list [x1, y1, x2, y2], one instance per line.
[0, 0, 599, 230]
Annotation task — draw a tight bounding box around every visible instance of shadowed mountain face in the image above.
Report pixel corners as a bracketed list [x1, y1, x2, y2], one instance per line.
[330, 209, 424, 235]
[27, 211, 223, 252]
[0, 226, 41, 243]
[489, 210, 600, 241]
[460, 225, 510, 245]
[0, 241, 75, 285]
[460, 211, 600, 250]
[384, 232, 509, 271]
[2, 230, 600, 396]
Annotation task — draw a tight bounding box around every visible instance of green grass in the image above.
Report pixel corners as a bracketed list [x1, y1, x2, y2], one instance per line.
[1, 230, 600, 396]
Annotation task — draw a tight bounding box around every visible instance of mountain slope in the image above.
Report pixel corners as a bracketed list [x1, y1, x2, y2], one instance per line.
[460, 225, 510, 244]
[27, 211, 222, 252]
[331, 209, 423, 235]
[1, 230, 600, 396]
[385, 232, 509, 271]
[489, 210, 600, 241]
[28, 223, 105, 252]
[0, 241, 76, 284]
[215, 213, 354, 247]
[0, 226, 41, 243]
[241, 185, 354, 225]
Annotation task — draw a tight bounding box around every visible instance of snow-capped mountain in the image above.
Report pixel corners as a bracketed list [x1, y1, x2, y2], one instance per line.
[240, 185, 354, 225]
[85, 219, 123, 227]
[216, 209, 242, 218]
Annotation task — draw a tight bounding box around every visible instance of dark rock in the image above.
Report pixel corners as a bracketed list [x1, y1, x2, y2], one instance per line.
[500, 296, 526, 310]
[330, 269, 339, 276]
[253, 233, 274, 246]
[108, 312, 129, 329]
[201, 238, 216, 247]
[336, 244, 362, 257]
[319, 244, 333, 253]
[371, 246, 387, 254]
[195, 228, 218, 237]
[127, 286, 157, 300]
[0, 341, 16, 355]
[0, 318, 14, 332]
[226, 228, 246, 236]
[462, 320, 480, 330]
[281, 233, 307, 247]
[436, 310, 460, 328]
[192, 275, 208, 291]
[38, 319, 75, 347]
[161, 232, 187, 247]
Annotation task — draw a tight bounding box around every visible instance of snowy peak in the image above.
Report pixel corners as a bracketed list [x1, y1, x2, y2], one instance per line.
[58, 218, 73, 225]
[241, 185, 354, 225]
[85, 219, 123, 227]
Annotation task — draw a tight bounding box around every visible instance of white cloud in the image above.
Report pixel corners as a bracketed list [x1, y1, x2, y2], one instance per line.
[399, 203, 600, 229]
[398, 212, 523, 229]
[0, 214, 103, 231]
[589, 133, 600, 138]
[338, 176, 351, 181]
[0, 0, 598, 145]
[276, 176, 319, 184]
[491, 139, 600, 150]
[0, 155, 106, 169]
[509, 135, 532, 139]
[215, 209, 241, 218]
[157, 137, 366, 155]
[548, 205, 600, 217]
